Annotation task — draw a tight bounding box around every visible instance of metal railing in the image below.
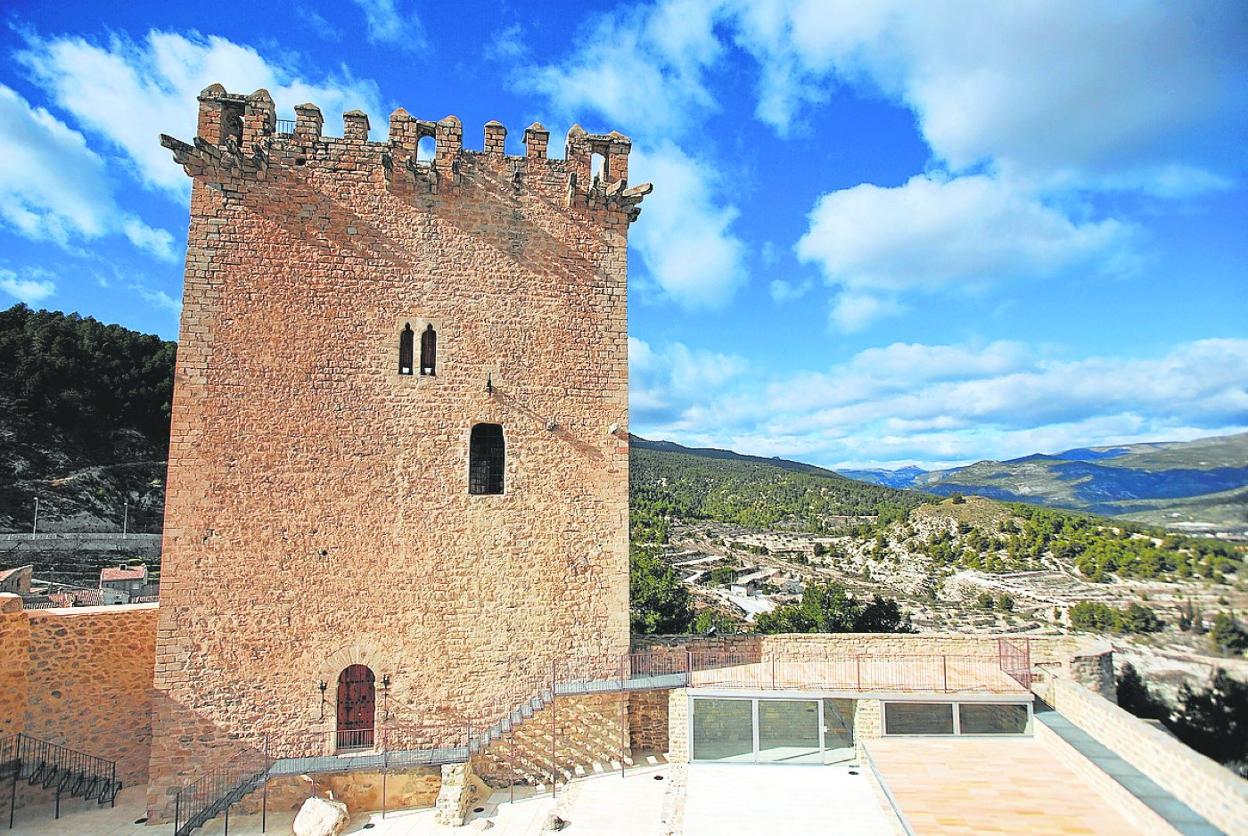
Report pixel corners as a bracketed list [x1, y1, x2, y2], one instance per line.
[170, 641, 1033, 834]
[275, 119, 296, 135]
[173, 745, 268, 836]
[2, 733, 120, 829]
[997, 637, 1033, 689]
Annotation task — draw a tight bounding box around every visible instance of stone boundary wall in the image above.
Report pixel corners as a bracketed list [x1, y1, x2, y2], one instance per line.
[1032, 718, 1177, 835]
[0, 594, 157, 787]
[1038, 676, 1248, 835]
[632, 632, 1107, 678]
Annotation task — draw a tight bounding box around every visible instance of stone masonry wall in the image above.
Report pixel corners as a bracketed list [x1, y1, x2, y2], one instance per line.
[0, 597, 157, 797]
[148, 88, 643, 820]
[628, 690, 668, 753]
[23, 604, 158, 787]
[0, 595, 30, 739]
[1042, 676, 1248, 835]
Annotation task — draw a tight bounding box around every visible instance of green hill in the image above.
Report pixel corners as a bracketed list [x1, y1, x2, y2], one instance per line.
[629, 436, 932, 540]
[0, 304, 173, 532]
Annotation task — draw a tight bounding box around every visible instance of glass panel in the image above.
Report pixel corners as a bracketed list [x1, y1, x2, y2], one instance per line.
[959, 703, 1030, 735]
[884, 702, 955, 735]
[823, 698, 856, 764]
[758, 700, 821, 764]
[692, 699, 754, 762]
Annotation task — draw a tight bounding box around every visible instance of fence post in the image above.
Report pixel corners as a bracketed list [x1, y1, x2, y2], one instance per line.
[110, 762, 116, 808]
[551, 660, 558, 798]
[620, 691, 626, 779]
[174, 788, 180, 835]
[856, 656, 862, 690]
[9, 736, 20, 831]
[261, 734, 269, 833]
[942, 656, 948, 692]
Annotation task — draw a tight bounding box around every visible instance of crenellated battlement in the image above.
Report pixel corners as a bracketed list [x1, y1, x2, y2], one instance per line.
[160, 84, 652, 220]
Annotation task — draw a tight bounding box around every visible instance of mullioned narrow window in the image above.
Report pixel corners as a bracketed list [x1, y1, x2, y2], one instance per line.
[420, 324, 437, 376]
[398, 324, 414, 375]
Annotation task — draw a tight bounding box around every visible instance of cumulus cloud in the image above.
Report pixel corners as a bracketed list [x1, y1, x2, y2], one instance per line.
[630, 335, 747, 423]
[0, 84, 175, 260]
[350, 0, 428, 51]
[631, 337, 1248, 468]
[796, 173, 1136, 329]
[518, 2, 722, 139]
[0, 268, 56, 304]
[18, 30, 384, 197]
[726, 0, 1248, 192]
[628, 144, 747, 308]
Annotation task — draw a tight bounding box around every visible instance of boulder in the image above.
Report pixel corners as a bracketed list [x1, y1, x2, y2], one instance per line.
[292, 796, 350, 836]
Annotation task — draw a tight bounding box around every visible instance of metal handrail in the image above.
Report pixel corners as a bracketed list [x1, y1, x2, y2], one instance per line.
[3, 733, 119, 829]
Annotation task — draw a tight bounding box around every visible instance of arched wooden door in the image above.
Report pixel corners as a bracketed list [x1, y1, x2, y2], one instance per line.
[336, 665, 375, 749]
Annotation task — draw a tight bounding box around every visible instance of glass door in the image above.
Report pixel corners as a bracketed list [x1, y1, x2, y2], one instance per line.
[822, 698, 856, 764]
[692, 698, 755, 762]
[757, 700, 821, 764]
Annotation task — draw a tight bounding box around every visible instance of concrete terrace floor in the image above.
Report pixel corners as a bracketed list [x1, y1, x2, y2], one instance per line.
[8, 759, 908, 836]
[866, 737, 1139, 835]
[683, 764, 901, 836]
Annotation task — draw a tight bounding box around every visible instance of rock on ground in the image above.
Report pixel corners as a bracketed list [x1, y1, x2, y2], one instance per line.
[292, 796, 350, 836]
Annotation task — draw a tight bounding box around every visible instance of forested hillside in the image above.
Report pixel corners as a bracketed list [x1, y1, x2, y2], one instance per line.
[629, 437, 931, 540]
[0, 304, 174, 531]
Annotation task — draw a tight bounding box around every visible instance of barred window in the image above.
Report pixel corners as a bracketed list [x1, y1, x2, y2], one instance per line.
[398, 323, 414, 375]
[469, 423, 505, 495]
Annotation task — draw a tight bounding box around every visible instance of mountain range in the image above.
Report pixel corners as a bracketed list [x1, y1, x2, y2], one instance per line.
[841, 433, 1248, 532]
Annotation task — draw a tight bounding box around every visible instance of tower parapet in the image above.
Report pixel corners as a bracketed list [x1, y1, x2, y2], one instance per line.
[161, 84, 651, 219]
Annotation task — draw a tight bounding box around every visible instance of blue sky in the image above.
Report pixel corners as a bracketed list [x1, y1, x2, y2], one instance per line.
[1, 0, 1246, 469]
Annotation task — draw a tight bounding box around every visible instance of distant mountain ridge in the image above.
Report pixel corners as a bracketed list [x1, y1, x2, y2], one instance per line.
[841, 432, 1248, 531]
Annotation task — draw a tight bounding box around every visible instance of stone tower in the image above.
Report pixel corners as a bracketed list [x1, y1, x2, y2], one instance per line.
[146, 85, 649, 818]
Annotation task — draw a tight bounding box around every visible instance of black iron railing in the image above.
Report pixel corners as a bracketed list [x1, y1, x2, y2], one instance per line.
[2, 733, 119, 829]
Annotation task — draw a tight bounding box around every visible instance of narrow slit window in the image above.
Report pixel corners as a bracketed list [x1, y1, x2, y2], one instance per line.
[398, 323, 414, 375]
[469, 423, 505, 495]
[420, 324, 437, 376]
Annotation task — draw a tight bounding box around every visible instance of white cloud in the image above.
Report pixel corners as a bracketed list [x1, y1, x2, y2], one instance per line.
[131, 285, 182, 317]
[350, 0, 428, 51]
[0, 84, 175, 261]
[628, 144, 747, 308]
[18, 30, 384, 197]
[769, 278, 811, 303]
[797, 173, 1135, 329]
[519, 2, 722, 139]
[725, 0, 1248, 192]
[630, 335, 747, 420]
[525, 1, 1244, 193]
[631, 337, 1248, 468]
[0, 269, 56, 304]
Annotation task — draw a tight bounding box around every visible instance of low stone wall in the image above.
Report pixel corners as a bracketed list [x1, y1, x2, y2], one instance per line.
[0, 595, 157, 789]
[632, 632, 1106, 671]
[1038, 676, 1248, 835]
[629, 690, 668, 752]
[249, 767, 443, 816]
[1033, 718, 1177, 835]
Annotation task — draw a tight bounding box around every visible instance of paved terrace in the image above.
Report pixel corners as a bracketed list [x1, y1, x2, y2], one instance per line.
[866, 738, 1139, 834]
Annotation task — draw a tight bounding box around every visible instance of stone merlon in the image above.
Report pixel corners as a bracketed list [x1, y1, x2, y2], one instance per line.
[160, 84, 651, 220]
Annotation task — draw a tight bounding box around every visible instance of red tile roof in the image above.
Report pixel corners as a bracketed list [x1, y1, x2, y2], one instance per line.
[100, 565, 147, 583]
